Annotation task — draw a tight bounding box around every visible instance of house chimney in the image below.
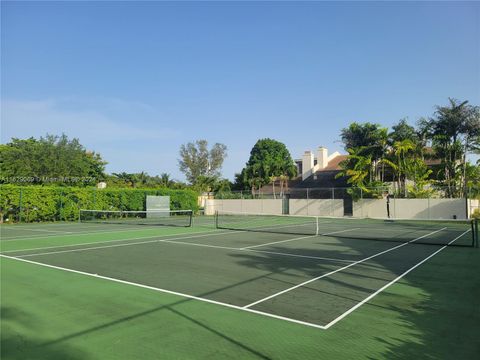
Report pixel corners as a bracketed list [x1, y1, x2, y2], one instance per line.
[302, 151, 314, 180]
[317, 146, 328, 170]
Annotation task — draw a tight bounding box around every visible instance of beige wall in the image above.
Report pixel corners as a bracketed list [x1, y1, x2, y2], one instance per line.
[204, 199, 283, 215]
[469, 199, 479, 218]
[353, 198, 467, 219]
[205, 198, 468, 219]
[289, 199, 344, 217]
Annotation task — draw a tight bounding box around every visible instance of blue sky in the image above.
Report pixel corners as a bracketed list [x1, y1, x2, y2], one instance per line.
[2, 1, 479, 181]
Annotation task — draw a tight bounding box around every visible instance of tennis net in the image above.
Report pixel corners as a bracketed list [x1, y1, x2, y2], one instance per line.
[215, 210, 478, 247]
[80, 209, 193, 227]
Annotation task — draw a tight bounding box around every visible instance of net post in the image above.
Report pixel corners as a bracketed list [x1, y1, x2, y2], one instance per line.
[188, 210, 193, 227]
[215, 210, 219, 229]
[315, 216, 319, 235]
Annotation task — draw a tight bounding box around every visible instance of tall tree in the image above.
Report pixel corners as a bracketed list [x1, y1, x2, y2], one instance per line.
[340, 122, 389, 182]
[336, 147, 372, 191]
[427, 98, 479, 197]
[112, 172, 137, 187]
[240, 139, 297, 196]
[178, 140, 227, 184]
[159, 173, 173, 187]
[390, 119, 418, 144]
[0, 134, 106, 185]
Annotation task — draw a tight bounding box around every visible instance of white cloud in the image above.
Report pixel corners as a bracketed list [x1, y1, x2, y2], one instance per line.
[1, 98, 179, 145]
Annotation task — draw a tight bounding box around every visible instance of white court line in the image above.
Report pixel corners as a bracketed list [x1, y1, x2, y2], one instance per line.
[240, 228, 360, 250]
[159, 239, 356, 263]
[1, 227, 467, 330]
[219, 221, 317, 235]
[14, 231, 244, 258]
[241, 235, 317, 250]
[7, 228, 74, 235]
[242, 227, 447, 309]
[323, 229, 470, 329]
[0, 254, 327, 330]
[0, 224, 205, 241]
[321, 228, 361, 236]
[247, 249, 355, 263]
[0, 229, 220, 254]
[13, 231, 354, 264]
[161, 240, 241, 251]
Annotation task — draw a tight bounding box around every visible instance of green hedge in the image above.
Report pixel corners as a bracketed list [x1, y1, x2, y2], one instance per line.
[0, 185, 199, 223]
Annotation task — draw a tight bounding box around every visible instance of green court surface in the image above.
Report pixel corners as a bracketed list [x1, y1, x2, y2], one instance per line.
[1, 217, 479, 359]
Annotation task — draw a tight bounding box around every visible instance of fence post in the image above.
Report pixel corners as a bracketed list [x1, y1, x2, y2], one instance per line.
[464, 196, 468, 220]
[59, 190, 64, 222]
[393, 192, 397, 219]
[18, 188, 23, 223]
[331, 187, 334, 216]
[307, 188, 310, 216]
[360, 188, 363, 218]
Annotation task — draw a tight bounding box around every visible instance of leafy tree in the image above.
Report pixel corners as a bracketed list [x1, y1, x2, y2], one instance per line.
[232, 170, 249, 191]
[340, 123, 389, 182]
[111, 172, 138, 187]
[0, 134, 106, 185]
[159, 173, 173, 187]
[390, 119, 418, 144]
[336, 147, 372, 191]
[192, 176, 232, 193]
[341, 123, 387, 158]
[426, 98, 480, 197]
[240, 139, 297, 196]
[338, 99, 479, 199]
[108, 172, 184, 189]
[178, 140, 227, 184]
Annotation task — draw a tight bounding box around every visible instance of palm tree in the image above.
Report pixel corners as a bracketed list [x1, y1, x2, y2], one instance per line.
[137, 171, 148, 187]
[392, 139, 415, 197]
[160, 173, 172, 188]
[336, 147, 372, 192]
[112, 172, 135, 187]
[269, 175, 277, 199]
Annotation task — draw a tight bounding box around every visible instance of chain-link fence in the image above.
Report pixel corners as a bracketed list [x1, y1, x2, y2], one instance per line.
[211, 186, 480, 219]
[0, 185, 199, 223]
[216, 186, 480, 200]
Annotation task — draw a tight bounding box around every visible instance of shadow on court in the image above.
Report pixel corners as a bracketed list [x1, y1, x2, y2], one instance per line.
[3, 223, 479, 359]
[373, 246, 480, 360]
[1, 306, 89, 360]
[9, 268, 294, 359]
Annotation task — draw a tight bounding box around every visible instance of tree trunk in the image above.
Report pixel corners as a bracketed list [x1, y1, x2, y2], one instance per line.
[462, 137, 469, 198]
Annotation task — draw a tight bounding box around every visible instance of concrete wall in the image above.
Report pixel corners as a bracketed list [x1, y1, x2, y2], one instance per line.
[353, 198, 467, 219]
[205, 198, 468, 219]
[469, 199, 479, 218]
[289, 199, 344, 217]
[204, 199, 283, 215]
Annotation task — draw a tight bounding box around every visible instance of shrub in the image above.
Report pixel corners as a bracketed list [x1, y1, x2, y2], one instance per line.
[0, 185, 199, 222]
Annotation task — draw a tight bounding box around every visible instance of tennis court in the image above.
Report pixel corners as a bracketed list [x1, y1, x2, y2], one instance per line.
[2, 212, 477, 330]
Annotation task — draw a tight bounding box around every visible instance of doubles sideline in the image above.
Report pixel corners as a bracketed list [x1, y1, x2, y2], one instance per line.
[1, 227, 469, 330]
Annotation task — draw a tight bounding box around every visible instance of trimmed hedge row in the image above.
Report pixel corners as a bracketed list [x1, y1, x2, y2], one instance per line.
[0, 185, 199, 222]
